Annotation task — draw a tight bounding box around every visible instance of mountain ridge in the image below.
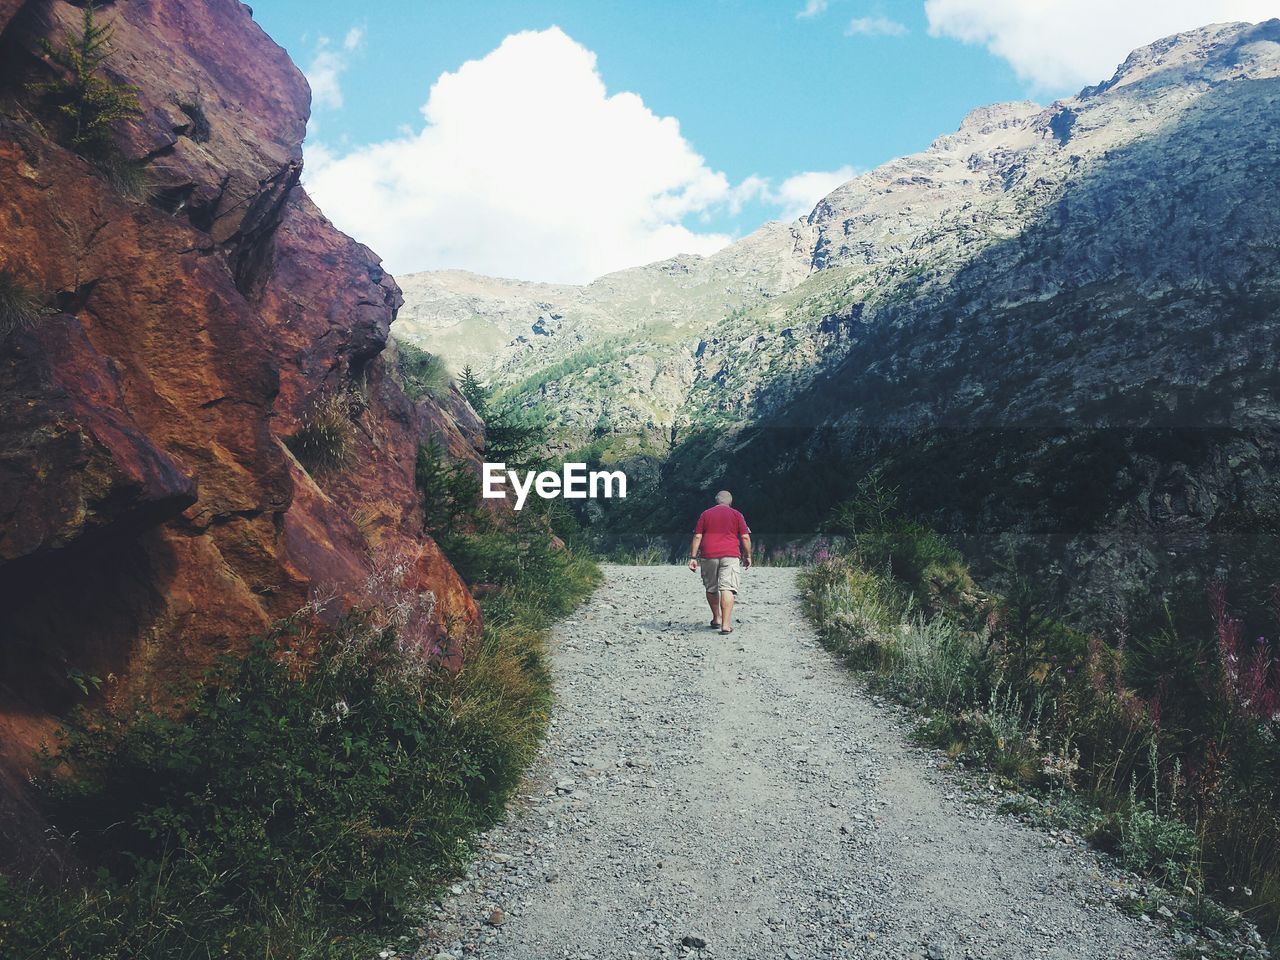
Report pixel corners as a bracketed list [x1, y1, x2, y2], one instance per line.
[396, 19, 1280, 613]
[398, 18, 1279, 405]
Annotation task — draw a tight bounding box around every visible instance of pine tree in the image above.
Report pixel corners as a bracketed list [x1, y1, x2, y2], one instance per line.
[484, 405, 546, 468]
[33, 2, 142, 160]
[415, 441, 481, 539]
[458, 365, 487, 416]
[454, 365, 545, 467]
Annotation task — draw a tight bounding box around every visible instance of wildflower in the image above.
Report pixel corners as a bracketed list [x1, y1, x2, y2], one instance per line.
[1211, 583, 1279, 723]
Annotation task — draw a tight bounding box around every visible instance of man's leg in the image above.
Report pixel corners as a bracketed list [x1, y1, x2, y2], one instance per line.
[705, 590, 721, 624]
[719, 590, 735, 631]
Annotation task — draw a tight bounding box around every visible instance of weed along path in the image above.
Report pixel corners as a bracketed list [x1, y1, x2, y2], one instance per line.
[415, 566, 1172, 960]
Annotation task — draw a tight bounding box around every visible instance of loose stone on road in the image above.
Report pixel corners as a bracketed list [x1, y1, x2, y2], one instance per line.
[417, 565, 1172, 959]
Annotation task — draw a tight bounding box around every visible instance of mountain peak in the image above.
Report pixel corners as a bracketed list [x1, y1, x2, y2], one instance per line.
[954, 100, 1043, 136]
[1082, 19, 1280, 97]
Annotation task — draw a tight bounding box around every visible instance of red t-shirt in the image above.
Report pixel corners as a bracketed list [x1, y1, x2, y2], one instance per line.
[694, 504, 751, 559]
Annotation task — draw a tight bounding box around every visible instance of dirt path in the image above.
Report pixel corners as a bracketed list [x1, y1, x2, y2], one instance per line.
[413, 565, 1171, 960]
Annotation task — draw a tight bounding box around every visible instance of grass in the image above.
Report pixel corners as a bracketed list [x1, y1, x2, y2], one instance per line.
[394, 339, 451, 402]
[94, 153, 151, 200]
[0, 268, 44, 336]
[607, 536, 675, 565]
[285, 389, 361, 474]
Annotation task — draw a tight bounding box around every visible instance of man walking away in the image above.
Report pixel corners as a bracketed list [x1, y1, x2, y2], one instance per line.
[688, 490, 752, 634]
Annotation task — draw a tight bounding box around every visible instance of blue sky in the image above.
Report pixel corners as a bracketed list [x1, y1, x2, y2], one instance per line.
[257, 1, 1028, 208]
[251, 0, 1279, 282]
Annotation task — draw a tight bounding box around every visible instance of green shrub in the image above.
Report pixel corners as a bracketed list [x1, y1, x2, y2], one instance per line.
[0, 268, 43, 336]
[444, 515, 599, 622]
[860, 516, 963, 587]
[801, 558, 902, 663]
[416, 441, 482, 539]
[414, 440, 601, 627]
[286, 389, 360, 474]
[29, 2, 145, 195]
[1119, 799, 1199, 883]
[1119, 757, 1200, 884]
[827, 474, 969, 600]
[0, 606, 535, 958]
[395, 340, 450, 402]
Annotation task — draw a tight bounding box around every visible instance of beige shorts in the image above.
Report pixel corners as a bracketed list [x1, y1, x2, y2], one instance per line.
[699, 556, 741, 594]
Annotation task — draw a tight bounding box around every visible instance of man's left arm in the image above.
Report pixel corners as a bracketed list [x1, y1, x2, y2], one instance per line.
[688, 533, 703, 571]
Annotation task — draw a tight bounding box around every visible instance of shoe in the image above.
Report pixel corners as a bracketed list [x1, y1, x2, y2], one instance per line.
[709, 620, 721, 629]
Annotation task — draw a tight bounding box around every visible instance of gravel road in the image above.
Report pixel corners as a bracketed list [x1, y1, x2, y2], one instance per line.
[409, 565, 1172, 960]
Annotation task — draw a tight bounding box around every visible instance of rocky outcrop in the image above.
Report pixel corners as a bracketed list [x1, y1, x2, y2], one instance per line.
[0, 0, 484, 852]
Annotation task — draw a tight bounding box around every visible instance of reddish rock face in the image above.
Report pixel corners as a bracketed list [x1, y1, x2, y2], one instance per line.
[0, 0, 483, 846]
[0, 0, 21, 34]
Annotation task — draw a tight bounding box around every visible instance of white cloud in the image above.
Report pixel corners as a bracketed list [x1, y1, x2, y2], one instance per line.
[771, 167, 858, 219]
[727, 175, 771, 216]
[304, 27, 853, 283]
[797, 0, 830, 18]
[925, 0, 1280, 89]
[846, 15, 909, 36]
[305, 25, 365, 111]
[724, 167, 857, 219]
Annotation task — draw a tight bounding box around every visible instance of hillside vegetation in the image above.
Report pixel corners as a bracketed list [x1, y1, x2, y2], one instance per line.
[801, 478, 1280, 945]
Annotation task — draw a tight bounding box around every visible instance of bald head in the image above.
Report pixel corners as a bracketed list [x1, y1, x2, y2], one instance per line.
[714, 490, 733, 505]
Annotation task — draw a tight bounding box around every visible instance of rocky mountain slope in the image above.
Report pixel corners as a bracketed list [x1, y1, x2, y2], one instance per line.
[399, 20, 1280, 608]
[395, 221, 815, 378]
[395, 218, 815, 439]
[0, 0, 482, 861]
